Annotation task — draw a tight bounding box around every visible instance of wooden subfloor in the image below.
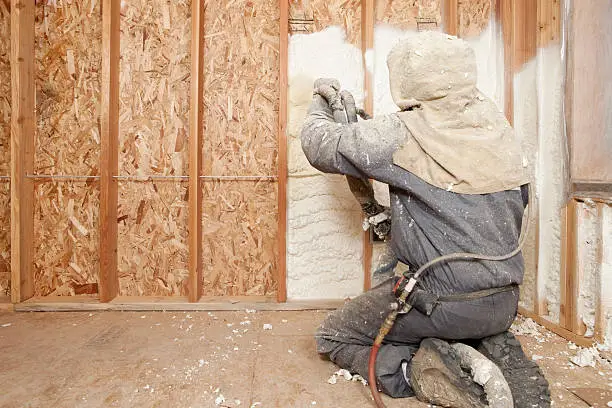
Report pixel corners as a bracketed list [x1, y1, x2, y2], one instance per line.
[0, 311, 610, 407]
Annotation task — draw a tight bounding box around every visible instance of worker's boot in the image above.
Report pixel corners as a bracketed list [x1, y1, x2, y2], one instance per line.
[476, 331, 551, 408]
[410, 338, 488, 408]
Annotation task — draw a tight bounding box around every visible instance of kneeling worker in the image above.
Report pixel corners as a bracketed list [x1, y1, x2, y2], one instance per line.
[300, 31, 550, 408]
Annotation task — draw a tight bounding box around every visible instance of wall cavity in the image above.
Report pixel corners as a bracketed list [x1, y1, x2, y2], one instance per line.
[575, 201, 601, 337]
[513, 58, 541, 315]
[463, 20, 505, 112]
[286, 27, 364, 299]
[532, 42, 566, 323]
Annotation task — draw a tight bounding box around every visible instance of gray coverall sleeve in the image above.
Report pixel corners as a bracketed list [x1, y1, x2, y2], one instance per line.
[301, 95, 409, 185]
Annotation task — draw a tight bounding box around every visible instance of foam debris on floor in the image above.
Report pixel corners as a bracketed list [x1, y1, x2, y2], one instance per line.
[0, 311, 610, 408]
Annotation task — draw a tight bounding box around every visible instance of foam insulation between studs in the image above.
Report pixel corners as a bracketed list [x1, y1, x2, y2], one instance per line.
[287, 27, 364, 299]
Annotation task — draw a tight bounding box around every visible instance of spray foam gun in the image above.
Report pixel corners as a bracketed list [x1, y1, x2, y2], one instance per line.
[313, 79, 390, 240]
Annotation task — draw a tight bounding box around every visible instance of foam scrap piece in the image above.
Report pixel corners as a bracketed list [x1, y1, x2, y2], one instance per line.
[352, 374, 368, 386]
[570, 347, 599, 367]
[336, 369, 352, 380]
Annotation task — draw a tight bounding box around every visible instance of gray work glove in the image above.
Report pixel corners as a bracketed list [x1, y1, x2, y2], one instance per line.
[313, 78, 347, 122]
[313, 79, 391, 240]
[362, 206, 392, 240]
[313, 78, 340, 92]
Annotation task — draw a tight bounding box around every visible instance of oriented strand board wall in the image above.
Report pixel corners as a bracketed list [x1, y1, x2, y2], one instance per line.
[33, 1, 101, 296]
[458, 0, 491, 37]
[201, 0, 279, 297]
[117, 0, 191, 296]
[376, 0, 441, 30]
[0, 0, 10, 296]
[289, 0, 362, 45]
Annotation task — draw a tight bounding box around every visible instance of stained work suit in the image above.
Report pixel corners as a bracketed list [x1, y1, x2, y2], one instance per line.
[300, 32, 529, 398]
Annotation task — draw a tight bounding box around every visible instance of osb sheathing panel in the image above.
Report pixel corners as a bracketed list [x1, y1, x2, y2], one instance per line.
[0, 183, 9, 297]
[118, 0, 191, 296]
[289, 0, 361, 45]
[117, 183, 189, 296]
[35, 2, 100, 175]
[375, 0, 441, 30]
[33, 182, 99, 296]
[0, 0, 10, 296]
[0, 0, 9, 176]
[201, 182, 278, 296]
[33, 1, 101, 296]
[202, 0, 279, 296]
[458, 0, 491, 38]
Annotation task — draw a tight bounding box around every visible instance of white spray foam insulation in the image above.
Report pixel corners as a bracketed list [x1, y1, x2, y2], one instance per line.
[463, 21, 505, 112]
[576, 201, 601, 337]
[369, 25, 418, 209]
[370, 22, 505, 117]
[534, 44, 566, 322]
[286, 27, 364, 299]
[601, 205, 612, 347]
[371, 24, 417, 117]
[513, 60, 541, 315]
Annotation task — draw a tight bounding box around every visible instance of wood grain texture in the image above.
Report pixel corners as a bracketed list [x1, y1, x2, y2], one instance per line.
[10, 0, 35, 303]
[34, 2, 101, 175]
[201, 181, 278, 296]
[376, 0, 441, 31]
[99, 0, 120, 302]
[0, 182, 9, 297]
[33, 1, 101, 296]
[117, 0, 191, 296]
[518, 306, 595, 348]
[277, 0, 288, 302]
[567, 0, 612, 183]
[537, 0, 561, 47]
[443, 0, 458, 36]
[33, 181, 99, 296]
[289, 0, 361, 45]
[117, 183, 189, 296]
[0, 0, 10, 298]
[188, 0, 204, 302]
[458, 0, 491, 38]
[512, 0, 537, 71]
[201, 0, 279, 297]
[15, 295, 345, 312]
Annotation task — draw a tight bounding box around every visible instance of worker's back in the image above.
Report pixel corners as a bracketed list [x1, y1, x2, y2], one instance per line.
[386, 172, 525, 296]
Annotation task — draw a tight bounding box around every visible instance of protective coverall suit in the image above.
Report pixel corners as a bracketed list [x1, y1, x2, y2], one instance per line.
[300, 31, 539, 401]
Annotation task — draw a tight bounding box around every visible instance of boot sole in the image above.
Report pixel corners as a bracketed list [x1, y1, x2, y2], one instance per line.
[411, 338, 488, 408]
[477, 331, 551, 408]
